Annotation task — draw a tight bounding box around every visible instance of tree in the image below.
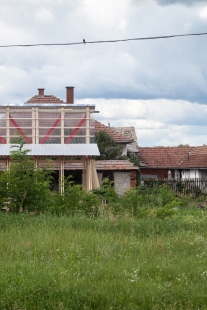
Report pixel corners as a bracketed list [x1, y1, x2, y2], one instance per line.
[95, 131, 125, 160]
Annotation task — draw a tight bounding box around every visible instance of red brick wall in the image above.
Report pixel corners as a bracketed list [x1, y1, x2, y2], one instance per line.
[140, 168, 175, 179]
[66, 87, 74, 104]
[130, 171, 137, 188]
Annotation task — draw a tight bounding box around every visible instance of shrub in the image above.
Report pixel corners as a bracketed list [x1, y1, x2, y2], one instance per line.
[0, 143, 53, 213]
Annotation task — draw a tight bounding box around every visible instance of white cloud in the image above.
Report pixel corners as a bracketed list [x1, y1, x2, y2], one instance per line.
[79, 0, 131, 31]
[0, 0, 206, 147]
[35, 9, 54, 23]
[0, 21, 29, 44]
[199, 6, 207, 19]
[76, 98, 207, 146]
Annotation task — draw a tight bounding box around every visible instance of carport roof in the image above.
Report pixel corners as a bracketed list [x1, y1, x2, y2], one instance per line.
[0, 144, 100, 156]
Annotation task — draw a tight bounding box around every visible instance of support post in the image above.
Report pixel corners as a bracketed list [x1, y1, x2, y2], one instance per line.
[91, 159, 100, 189]
[32, 107, 36, 144]
[59, 157, 64, 193]
[6, 107, 10, 144]
[61, 107, 65, 144]
[85, 106, 90, 144]
[34, 156, 38, 169]
[85, 156, 93, 191]
[35, 107, 39, 144]
[6, 156, 10, 172]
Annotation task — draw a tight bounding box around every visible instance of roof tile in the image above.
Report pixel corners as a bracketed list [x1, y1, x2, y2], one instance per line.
[26, 95, 64, 104]
[138, 146, 193, 168]
[179, 146, 207, 168]
[95, 121, 133, 143]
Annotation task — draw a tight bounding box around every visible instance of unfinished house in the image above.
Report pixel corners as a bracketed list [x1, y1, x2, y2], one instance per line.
[0, 87, 100, 191]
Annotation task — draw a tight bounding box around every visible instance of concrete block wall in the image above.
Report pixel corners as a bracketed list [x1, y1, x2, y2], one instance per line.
[114, 171, 131, 195]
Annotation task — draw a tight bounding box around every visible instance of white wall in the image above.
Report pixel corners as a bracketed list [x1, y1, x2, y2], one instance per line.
[181, 169, 207, 179]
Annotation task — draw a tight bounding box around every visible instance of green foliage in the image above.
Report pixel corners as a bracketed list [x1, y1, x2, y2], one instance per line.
[0, 143, 53, 213]
[92, 178, 119, 203]
[178, 143, 190, 147]
[129, 152, 140, 167]
[95, 130, 125, 160]
[129, 153, 140, 185]
[121, 184, 184, 219]
[50, 177, 99, 217]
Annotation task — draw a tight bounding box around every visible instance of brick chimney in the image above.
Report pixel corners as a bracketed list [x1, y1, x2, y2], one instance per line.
[66, 86, 74, 104]
[38, 88, 45, 96]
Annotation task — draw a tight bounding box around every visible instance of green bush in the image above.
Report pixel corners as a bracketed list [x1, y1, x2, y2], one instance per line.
[0, 144, 53, 213]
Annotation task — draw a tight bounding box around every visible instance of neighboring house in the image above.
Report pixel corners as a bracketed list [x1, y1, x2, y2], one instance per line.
[138, 146, 193, 179]
[95, 121, 133, 155]
[178, 146, 207, 179]
[111, 126, 139, 156]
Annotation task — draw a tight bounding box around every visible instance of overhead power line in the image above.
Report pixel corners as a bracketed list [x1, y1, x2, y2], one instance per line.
[0, 32, 207, 48]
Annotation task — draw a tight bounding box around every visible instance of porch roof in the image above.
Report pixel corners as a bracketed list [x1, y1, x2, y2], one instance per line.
[0, 144, 100, 156]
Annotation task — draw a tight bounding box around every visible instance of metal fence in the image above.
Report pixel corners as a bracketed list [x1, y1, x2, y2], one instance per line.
[141, 178, 207, 196]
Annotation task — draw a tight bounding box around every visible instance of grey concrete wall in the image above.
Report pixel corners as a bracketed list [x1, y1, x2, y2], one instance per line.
[114, 171, 131, 195]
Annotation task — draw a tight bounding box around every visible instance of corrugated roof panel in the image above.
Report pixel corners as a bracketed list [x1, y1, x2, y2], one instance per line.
[0, 144, 100, 156]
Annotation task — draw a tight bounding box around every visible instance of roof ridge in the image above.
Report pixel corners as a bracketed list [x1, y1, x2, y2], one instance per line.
[26, 94, 65, 104]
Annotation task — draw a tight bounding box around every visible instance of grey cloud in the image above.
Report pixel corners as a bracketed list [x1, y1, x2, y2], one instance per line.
[0, 0, 207, 107]
[155, 0, 206, 6]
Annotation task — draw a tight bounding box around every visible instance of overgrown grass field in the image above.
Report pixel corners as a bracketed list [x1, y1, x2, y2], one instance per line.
[1, 208, 207, 310]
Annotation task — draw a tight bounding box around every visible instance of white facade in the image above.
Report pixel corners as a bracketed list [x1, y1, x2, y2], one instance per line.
[175, 169, 207, 179]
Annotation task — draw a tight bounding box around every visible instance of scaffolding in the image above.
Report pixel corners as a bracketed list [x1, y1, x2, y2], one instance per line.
[0, 104, 100, 191]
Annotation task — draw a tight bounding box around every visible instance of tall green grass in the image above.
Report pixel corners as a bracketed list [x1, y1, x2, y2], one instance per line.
[1, 210, 207, 309]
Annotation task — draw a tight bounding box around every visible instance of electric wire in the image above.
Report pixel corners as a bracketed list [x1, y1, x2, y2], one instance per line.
[0, 32, 207, 48]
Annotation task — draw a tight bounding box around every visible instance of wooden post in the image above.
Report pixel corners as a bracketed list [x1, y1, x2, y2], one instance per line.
[59, 156, 64, 193]
[34, 156, 37, 169]
[92, 159, 100, 189]
[85, 106, 90, 144]
[61, 107, 64, 144]
[85, 156, 93, 191]
[35, 107, 39, 144]
[6, 107, 10, 144]
[6, 156, 10, 171]
[82, 158, 86, 190]
[32, 107, 36, 144]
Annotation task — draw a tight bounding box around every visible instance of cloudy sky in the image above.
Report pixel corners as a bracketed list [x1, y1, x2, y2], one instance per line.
[0, 0, 207, 146]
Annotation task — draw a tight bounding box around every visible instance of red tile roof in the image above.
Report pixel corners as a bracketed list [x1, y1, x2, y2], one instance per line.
[179, 146, 207, 168]
[63, 160, 138, 170]
[26, 95, 64, 104]
[95, 160, 138, 170]
[95, 120, 133, 143]
[138, 146, 193, 168]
